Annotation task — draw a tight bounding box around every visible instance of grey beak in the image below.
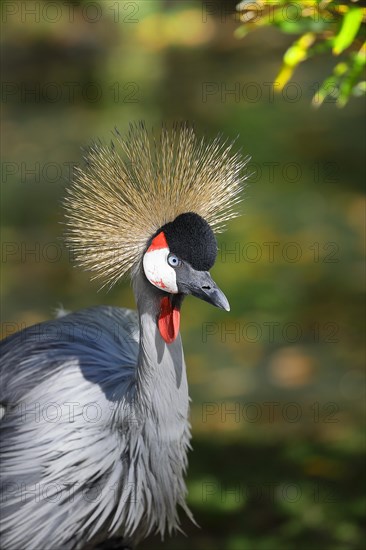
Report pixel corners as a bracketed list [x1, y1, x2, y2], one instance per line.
[177, 266, 230, 312]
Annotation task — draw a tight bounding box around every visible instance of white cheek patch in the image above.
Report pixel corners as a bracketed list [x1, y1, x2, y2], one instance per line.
[143, 248, 178, 294]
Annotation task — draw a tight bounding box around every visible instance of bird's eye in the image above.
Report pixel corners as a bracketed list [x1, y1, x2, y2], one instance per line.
[168, 254, 181, 268]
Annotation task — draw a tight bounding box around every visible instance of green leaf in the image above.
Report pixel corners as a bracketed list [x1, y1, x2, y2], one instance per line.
[352, 81, 366, 97]
[337, 45, 366, 106]
[276, 32, 316, 89]
[312, 75, 339, 108]
[333, 7, 363, 55]
[234, 25, 249, 39]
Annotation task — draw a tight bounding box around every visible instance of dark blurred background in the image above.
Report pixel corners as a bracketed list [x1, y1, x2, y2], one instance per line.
[1, 1, 365, 549]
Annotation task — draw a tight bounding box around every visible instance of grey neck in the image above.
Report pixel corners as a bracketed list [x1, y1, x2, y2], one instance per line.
[132, 268, 188, 417]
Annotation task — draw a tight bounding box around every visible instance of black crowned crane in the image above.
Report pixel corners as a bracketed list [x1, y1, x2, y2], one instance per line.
[0, 123, 247, 550]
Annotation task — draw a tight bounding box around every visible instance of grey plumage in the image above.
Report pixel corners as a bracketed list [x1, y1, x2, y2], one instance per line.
[0, 124, 247, 549]
[1, 273, 191, 549]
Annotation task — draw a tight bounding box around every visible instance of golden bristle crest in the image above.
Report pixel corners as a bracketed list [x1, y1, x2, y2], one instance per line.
[64, 122, 249, 288]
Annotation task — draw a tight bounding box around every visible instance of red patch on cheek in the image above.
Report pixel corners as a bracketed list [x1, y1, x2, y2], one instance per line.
[151, 278, 167, 289]
[158, 296, 180, 344]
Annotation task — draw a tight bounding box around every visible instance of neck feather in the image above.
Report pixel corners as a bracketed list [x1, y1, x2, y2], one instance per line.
[132, 268, 187, 415]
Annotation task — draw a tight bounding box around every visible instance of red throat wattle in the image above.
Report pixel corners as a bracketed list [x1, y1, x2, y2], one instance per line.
[158, 296, 180, 344]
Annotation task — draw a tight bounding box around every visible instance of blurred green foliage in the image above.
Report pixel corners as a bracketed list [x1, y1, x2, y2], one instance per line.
[236, 0, 366, 106]
[1, 1, 365, 549]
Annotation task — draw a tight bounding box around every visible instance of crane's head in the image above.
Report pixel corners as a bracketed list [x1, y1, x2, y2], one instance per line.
[64, 123, 248, 343]
[143, 211, 229, 343]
